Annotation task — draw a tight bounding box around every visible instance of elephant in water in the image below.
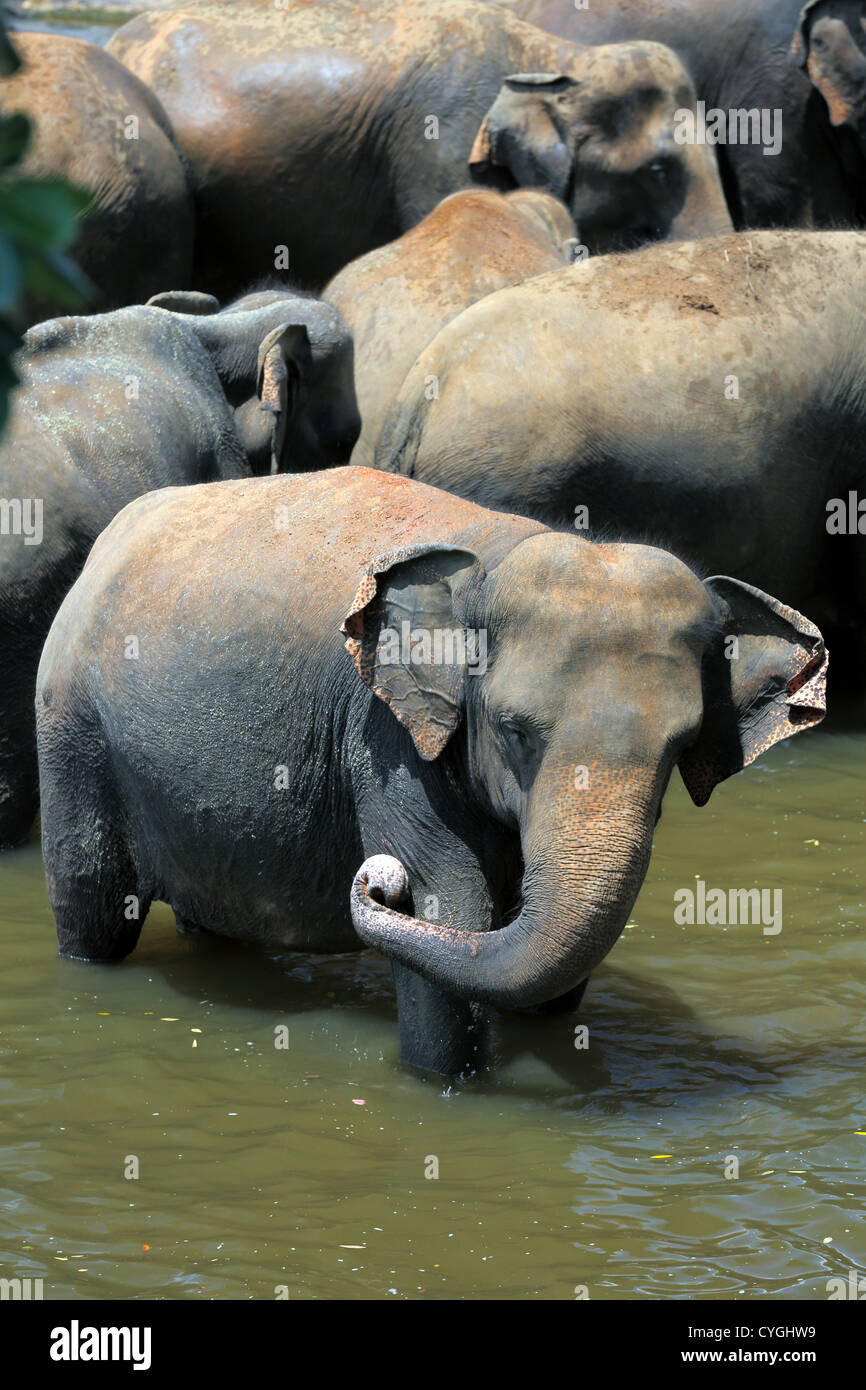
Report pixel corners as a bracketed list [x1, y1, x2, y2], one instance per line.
[324, 188, 577, 467]
[0, 32, 193, 322]
[0, 296, 358, 849]
[375, 229, 866, 684]
[502, 0, 866, 231]
[36, 468, 825, 1075]
[106, 0, 731, 294]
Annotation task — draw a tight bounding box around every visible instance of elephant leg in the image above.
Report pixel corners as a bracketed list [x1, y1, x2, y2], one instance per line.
[39, 710, 150, 962]
[357, 788, 497, 1075]
[0, 736, 38, 851]
[391, 962, 486, 1077]
[46, 806, 149, 964]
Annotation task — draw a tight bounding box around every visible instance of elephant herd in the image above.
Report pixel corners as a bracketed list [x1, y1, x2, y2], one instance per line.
[2, 0, 862, 1075]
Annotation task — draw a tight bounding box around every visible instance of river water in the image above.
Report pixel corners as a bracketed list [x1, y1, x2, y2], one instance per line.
[2, 702, 864, 1300]
[3, 1, 865, 1305]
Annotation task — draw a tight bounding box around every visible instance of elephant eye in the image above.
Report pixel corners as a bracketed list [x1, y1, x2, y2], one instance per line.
[498, 717, 538, 763]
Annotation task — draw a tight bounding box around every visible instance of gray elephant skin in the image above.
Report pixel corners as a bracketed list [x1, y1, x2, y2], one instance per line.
[147, 288, 360, 476]
[0, 294, 359, 849]
[376, 229, 866, 682]
[106, 0, 731, 293]
[36, 468, 826, 1075]
[324, 188, 577, 467]
[504, 0, 866, 231]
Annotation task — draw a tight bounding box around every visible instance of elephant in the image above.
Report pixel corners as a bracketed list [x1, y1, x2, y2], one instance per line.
[145, 286, 361, 475]
[375, 229, 866, 683]
[0, 32, 193, 324]
[501, 0, 866, 231]
[35, 467, 826, 1075]
[106, 0, 731, 294]
[0, 296, 358, 850]
[324, 188, 576, 467]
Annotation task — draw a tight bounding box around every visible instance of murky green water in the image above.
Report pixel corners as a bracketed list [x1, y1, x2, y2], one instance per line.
[2, 705, 864, 1300]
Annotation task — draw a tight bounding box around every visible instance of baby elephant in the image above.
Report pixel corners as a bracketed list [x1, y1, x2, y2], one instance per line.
[146, 286, 360, 475]
[36, 469, 826, 1075]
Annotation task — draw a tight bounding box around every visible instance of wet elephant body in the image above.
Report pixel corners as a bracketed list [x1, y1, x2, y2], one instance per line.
[106, 0, 730, 294]
[36, 468, 825, 1074]
[145, 286, 361, 474]
[0, 282, 361, 852]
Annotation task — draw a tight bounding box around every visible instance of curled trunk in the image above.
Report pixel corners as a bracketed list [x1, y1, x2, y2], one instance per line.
[350, 790, 655, 1008]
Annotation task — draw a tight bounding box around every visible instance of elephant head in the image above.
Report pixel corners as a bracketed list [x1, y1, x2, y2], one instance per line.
[468, 42, 731, 253]
[146, 287, 360, 474]
[791, 0, 866, 147]
[343, 535, 826, 1009]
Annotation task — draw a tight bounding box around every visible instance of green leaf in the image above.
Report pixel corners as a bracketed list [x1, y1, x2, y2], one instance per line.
[0, 231, 20, 310]
[19, 244, 94, 309]
[0, 178, 91, 249]
[0, 26, 20, 79]
[0, 113, 31, 169]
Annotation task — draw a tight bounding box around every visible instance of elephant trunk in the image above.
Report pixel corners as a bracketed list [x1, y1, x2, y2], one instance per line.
[350, 781, 655, 1009]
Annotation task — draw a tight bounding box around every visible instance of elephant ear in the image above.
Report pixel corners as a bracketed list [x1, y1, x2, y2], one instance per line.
[469, 73, 576, 198]
[790, 6, 866, 127]
[256, 322, 311, 473]
[340, 544, 485, 760]
[679, 577, 828, 806]
[146, 290, 221, 315]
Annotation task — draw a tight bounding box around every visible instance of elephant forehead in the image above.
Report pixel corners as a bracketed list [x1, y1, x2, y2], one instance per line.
[575, 39, 691, 100]
[492, 533, 713, 635]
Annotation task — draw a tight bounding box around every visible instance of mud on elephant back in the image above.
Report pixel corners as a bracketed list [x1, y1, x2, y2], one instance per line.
[0, 31, 194, 323]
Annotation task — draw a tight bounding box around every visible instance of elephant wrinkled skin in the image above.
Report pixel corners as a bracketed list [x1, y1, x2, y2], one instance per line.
[504, 0, 866, 230]
[0, 287, 358, 852]
[36, 468, 826, 1074]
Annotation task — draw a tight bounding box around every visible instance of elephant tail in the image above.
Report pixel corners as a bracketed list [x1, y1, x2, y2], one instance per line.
[373, 386, 425, 478]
